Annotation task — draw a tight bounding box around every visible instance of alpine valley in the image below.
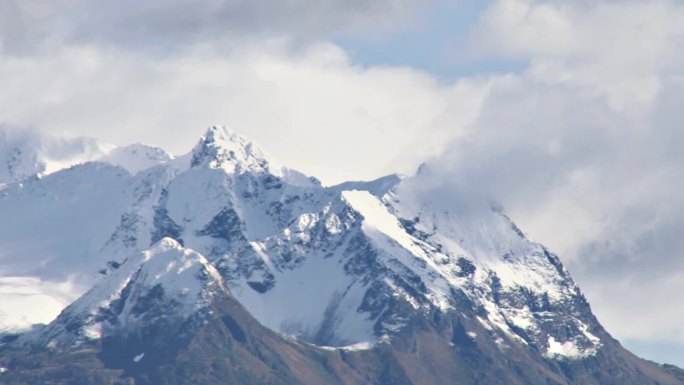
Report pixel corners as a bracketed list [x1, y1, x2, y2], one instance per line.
[0, 126, 681, 385]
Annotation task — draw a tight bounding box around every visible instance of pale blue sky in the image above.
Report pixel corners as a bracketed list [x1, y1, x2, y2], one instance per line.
[334, 0, 526, 80]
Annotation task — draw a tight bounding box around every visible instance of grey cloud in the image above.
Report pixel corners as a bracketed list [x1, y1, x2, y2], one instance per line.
[0, 0, 418, 54]
[419, 70, 684, 343]
[414, 0, 684, 348]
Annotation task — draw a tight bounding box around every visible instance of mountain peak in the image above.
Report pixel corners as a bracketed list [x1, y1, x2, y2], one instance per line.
[151, 236, 183, 252]
[189, 125, 318, 187]
[31, 238, 225, 348]
[201, 125, 246, 148]
[190, 125, 281, 175]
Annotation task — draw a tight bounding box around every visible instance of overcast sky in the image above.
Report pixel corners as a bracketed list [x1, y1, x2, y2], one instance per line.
[3, 0, 684, 366]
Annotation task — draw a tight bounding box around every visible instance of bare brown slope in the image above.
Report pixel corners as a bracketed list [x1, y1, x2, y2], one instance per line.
[1, 291, 683, 385]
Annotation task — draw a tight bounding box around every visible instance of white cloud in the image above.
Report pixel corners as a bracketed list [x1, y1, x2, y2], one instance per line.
[471, 0, 578, 58]
[424, 0, 684, 344]
[0, 40, 488, 184]
[471, 0, 684, 108]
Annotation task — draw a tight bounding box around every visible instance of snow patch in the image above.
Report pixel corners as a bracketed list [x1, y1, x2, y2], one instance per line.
[546, 335, 599, 360]
[82, 323, 102, 340]
[546, 337, 583, 359]
[318, 341, 374, 351]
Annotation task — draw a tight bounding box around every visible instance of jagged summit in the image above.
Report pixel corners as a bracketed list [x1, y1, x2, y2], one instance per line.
[191, 126, 278, 173]
[190, 125, 317, 187]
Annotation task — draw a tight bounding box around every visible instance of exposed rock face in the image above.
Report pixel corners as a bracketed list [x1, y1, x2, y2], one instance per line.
[0, 126, 682, 385]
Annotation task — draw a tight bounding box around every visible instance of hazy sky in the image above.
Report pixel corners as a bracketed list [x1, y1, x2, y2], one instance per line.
[3, 0, 684, 366]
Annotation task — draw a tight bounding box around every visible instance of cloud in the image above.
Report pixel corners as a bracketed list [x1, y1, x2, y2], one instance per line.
[420, 0, 684, 345]
[0, 1, 490, 185]
[0, 0, 419, 55]
[0, 40, 488, 184]
[470, 0, 684, 108]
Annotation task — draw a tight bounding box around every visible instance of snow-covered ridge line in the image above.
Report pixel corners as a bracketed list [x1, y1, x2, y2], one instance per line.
[342, 187, 602, 358]
[0, 126, 177, 184]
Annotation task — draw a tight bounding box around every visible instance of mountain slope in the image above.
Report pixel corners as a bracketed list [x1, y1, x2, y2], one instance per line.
[0, 240, 355, 385]
[0, 126, 681, 384]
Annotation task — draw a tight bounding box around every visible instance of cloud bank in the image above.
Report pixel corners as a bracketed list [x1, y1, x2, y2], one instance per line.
[0, 0, 418, 54]
[430, 0, 684, 350]
[0, 40, 488, 183]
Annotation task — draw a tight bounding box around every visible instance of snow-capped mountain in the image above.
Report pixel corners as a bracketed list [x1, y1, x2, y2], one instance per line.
[0, 127, 176, 332]
[0, 126, 600, 354]
[33, 238, 226, 348]
[0, 126, 682, 385]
